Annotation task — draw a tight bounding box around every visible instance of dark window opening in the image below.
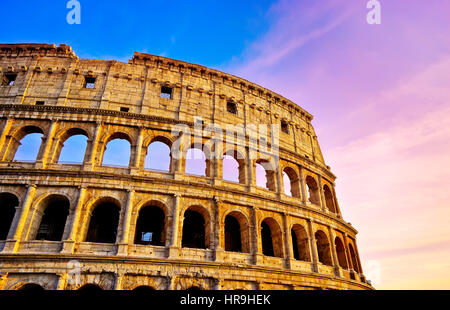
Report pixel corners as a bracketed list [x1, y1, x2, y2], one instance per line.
[35, 101, 45, 105]
[120, 107, 129, 112]
[2, 73, 17, 86]
[35, 199, 70, 241]
[227, 101, 237, 114]
[261, 221, 274, 256]
[225, 215, 242, 252]
[335, 237, 348, 269]
[84, 76, 96, 89]
[315, 231, 333, 266]
[281, 120, 289, 134]
[160, 86, 172, 99]
[0, 193, 19, 240]
[132, 286, 156, 292]
[78, 284, 103, 291]
[134, 205, 165, 246]
[291, 229, 300, 260]
[18, 284, 44, 291]
[86, 202, 120, 244]
[182, 210, 206, 249]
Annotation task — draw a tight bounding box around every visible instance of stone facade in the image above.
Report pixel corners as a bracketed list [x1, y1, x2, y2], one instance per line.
[0, 43, 372, 290]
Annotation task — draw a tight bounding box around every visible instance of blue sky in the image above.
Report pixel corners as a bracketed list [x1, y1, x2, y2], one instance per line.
[2, 0, 274, 67]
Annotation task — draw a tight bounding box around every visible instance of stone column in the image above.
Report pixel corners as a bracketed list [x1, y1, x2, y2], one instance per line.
[3, 184, 37, 253]
[298, 165, 308, 205]
[307, 219, 318, 272]
[282, 212, 292, 269]
[327, 226, 341, 277]
[62, 187, 86, 254]
[251, 206, 262, 265]
[317, 175, 326, 212]
[117, 189, 134, 256]
[56, 273, 67, 290]
[246, 147, 256, 193]
[83, 122, 102, 171]
[213, 196, 224, 261]
[168, 193, 181, 258]
[35, 120, 58, 169]
[331, 184, 342, 216]
[113, 273, 124, 290]
[0, 118, 13, 161]
[130, 127, 144, 174]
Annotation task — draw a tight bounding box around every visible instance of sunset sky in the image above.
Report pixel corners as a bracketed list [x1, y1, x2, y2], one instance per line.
[3, 0, 450, 289]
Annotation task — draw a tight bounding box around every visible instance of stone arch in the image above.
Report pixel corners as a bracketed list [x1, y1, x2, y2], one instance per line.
[255, 158, 276, 191]
[100, 132, 133, 167]
[323, 185, 336, 213]
[335, 236, 348, 269]
[260, 217, 283, 258]
[282, 166, 300, 198]
[7, 125, 45, 162]
[144, 136, 173, 172]
[132, 285, 156, 291]
[0, 192, 19, 240]
[53, 127, 89, 164]
[32, 194, 70, 241]
[17, 283, 45, 291]
[84, 197, 121, 244]
[223, 210, 250, 253]
[348, 243, 360, 273]
[181, 205, 211, 249]
[133, 201, 167, 246]
[77, 284, 103, 291]
[183, 142, 212, 177]
[305, 176, 320, 205]
[291, 224, 310, 262]
[222, 149, 246, 184]
[315, 230, 333, 266]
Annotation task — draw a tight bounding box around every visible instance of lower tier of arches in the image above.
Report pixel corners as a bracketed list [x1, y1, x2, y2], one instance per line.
[0, 255, 373, 290]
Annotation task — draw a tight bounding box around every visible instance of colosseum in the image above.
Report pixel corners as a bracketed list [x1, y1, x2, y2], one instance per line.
[0, 43, 372, 291]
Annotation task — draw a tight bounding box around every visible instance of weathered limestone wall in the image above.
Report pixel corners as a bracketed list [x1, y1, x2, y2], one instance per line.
[0, 43, 371, 290]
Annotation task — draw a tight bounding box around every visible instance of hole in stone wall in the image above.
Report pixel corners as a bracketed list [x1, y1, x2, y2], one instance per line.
[134, 205, 165, 246]
[84, 76, 96, 89]
[2, 73, 17, 86]
[182, 210, 206, 249]
[160, 86, 172, 99]
[225, 215, 242, 252]
[35, 197, 70, 241]
[85, 202, 120, 244]
[0, 193, 19, 240]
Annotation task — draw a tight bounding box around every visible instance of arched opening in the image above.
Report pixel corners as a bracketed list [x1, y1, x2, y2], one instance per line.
[134, 205, 165, 246]
[35, 196, 70, 241]
[18, 283, 44, 291]
[222, 155, 239, 183]
[13, 131, 44, 162]
[145, 139, 171, 172]
[315, 230, 332, 266]
[291, 224, 310, 261]
[182, 209, 207, 249]
[57, 130, 88, 164]
[255, 160, 275, 191]
[261, 218, 283, 258]
[323, 185, 336, 213]
[132, 285, 156, 292]
[102, 133, 131, 167]
[223, 150, 245, 184]
[0, 193, 19, 240]
[306, 176, 320, 205]
[349, 243, 360, 273]
[77, 284, 103, 291]
[335, 237, 348, 269]
[224, 215, 242, 252]
[283, 167, 300, 198]
[185, 147, 208, 176]
[85, 201, 120, 244]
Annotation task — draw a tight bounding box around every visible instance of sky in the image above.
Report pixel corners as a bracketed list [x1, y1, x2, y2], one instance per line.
[3, 0, 450, 289]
